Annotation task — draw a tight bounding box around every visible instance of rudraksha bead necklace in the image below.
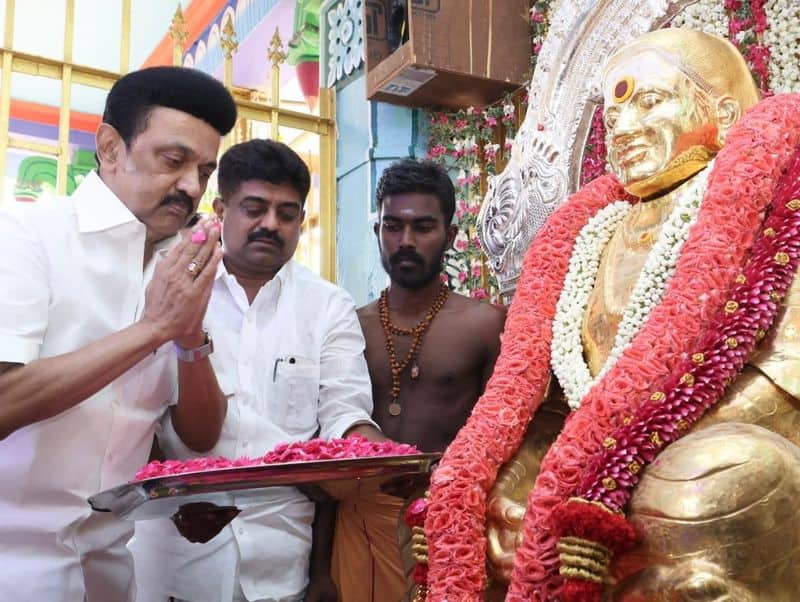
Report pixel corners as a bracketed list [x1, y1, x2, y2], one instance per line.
[379, 282, 450, 416]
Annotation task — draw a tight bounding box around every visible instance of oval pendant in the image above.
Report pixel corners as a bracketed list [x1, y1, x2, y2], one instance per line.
[388, 401, 402, 416]
[410, 362, 420, 380]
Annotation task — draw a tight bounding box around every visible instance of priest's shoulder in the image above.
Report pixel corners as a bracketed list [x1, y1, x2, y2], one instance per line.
[445, 291, 507, 331]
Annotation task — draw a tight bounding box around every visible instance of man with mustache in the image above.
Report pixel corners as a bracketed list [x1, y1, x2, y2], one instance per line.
[331, 159, 507, 602]
[0, 67, 236, 601]
[132, 139, 383, 602]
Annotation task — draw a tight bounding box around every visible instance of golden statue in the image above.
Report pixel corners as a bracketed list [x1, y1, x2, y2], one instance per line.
[413, 28, 800, 602]
[485, 28, 800, 599]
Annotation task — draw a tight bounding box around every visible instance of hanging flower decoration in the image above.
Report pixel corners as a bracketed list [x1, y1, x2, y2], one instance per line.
[426, 93, 525, 302]
[670, 0, 730, 36]
[529, 1, 552, 70]
[580, 106, 609, 185]
[725, 0, 771, 93]
[764, 0, 800, 93]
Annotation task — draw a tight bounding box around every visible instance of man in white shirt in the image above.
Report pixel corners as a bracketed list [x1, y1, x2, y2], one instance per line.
[0, 67, 237, 601]
[132, 139, 383, 602]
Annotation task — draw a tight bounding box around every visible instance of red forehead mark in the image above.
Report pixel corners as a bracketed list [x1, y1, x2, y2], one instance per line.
[612, 76, 635, 103]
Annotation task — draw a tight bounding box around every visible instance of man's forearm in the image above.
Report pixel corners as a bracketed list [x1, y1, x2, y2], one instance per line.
[0, 320, 166, 440]
[170, 355, 227, 453]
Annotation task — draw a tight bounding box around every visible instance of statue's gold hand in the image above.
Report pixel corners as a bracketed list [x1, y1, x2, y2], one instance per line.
[486, 495, 526, 583]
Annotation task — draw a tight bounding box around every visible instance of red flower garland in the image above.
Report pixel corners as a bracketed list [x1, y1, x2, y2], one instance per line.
[553, 148, 800, 601]
[580, 161, 800, 510]
[423, 93, 800, 601]
[511, 93, 800, 601]
[424, 175, 629, 598]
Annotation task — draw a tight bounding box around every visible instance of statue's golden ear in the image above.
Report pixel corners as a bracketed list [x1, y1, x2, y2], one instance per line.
[715, 96, 741, 146]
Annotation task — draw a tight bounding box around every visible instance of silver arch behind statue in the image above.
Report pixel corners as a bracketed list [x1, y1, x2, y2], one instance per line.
[478, 0, 698, 300]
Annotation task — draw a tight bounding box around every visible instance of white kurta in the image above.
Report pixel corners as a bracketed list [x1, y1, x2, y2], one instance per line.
[132, 260, 376, 602]
[0, 172, 177, 601]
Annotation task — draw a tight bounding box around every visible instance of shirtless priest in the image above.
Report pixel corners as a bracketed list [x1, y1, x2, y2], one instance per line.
[331, 159, 506, 601]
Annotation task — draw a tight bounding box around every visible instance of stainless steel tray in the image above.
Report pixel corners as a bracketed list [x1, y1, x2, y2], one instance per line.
[88, 453, 439, 521]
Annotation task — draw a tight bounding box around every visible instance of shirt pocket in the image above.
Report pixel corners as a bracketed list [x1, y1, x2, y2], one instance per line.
[273, 355, 320, 432]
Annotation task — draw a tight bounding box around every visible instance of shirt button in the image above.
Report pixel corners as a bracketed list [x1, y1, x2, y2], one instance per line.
[238, 527, 244, 535]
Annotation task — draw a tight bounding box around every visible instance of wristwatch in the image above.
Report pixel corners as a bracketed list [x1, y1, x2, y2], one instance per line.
[174, 333, 214, 362]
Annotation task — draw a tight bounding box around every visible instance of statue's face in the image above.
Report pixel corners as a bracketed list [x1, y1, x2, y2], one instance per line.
[603, 51, 716, 197]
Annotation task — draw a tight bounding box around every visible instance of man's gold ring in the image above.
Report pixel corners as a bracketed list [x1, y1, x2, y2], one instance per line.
[187, 260, 201, 276]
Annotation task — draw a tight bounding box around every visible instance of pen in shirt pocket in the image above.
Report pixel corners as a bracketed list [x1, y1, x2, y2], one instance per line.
[272, 355, 297, 382]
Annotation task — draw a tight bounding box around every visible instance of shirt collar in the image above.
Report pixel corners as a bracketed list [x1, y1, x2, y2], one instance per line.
[216, 258, 294, 312]
[215, 257, 295, 285]
[73, 171, 140, 234]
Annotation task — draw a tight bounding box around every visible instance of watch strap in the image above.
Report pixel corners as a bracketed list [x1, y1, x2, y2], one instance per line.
[174, 334, 214, 362]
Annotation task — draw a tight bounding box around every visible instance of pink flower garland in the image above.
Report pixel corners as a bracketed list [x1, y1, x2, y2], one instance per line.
[424, 175, 629, 599]
[510, 93, 800, 601]
[423, 93, 800, 601]
[579, 164, 800, 510]
[552, 145, 800, 602]
[134, 435, 420, 481]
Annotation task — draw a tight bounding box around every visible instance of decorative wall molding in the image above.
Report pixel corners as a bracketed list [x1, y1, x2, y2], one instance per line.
[321, 0, 365, 87]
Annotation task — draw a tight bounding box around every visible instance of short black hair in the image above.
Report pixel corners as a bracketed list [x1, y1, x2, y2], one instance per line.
[375, 159, 456, 225]
[102, 66, 237, 147]
[218, 138, 311, 202]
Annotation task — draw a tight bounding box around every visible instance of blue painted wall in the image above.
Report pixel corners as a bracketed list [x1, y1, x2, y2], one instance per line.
[335, 71, 427, 307]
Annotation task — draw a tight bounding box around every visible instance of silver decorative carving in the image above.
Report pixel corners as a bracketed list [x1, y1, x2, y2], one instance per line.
[478, 0, 699, 298]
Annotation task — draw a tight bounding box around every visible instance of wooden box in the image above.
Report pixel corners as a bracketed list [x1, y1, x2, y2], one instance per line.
[364, 0, 531, 109]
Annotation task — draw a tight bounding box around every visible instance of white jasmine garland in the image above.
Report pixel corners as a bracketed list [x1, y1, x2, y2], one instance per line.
[671, 0, 729, 38]
[551, 163, 713, 410]
[551, 201, 632, 408]
[764, 0, 800, 93]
